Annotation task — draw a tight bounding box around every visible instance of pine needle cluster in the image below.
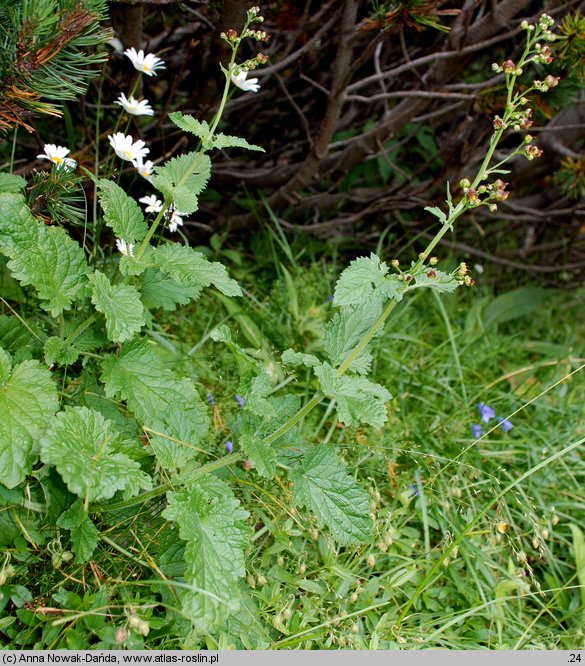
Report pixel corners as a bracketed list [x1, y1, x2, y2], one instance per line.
[0, 0, 110, 134]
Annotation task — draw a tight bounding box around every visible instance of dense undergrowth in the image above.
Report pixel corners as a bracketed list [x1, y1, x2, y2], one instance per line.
[0, 1, 584, 651]
[1, 246, 584, 648]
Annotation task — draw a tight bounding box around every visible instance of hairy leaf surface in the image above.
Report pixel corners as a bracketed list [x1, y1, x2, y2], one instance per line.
[154, 244, 242, 297]
[0, 348, 59, 487]
[40, 406, 151, 502]
[324, 300, 383, 374]
[289, 444, 371, 544]
[57, 499, 100, 563]
[151, 152, 211, 215]
[163, 477, 249, 630]
[89, 271, 145, 342]
[0, 193, 89, 316]
[97, 179, 148, 244]
[0, 174, 27, 193]
[101, 338, 209, 471]
[334, 253, 402, 307]
[315, 363, 391, 428]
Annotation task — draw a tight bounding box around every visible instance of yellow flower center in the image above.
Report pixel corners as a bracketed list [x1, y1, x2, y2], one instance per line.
[122, 150, 133, 159]
[52, 156, 63, 164]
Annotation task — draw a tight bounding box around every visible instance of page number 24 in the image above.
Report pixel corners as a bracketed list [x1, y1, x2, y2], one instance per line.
[569, 655, 582, 662]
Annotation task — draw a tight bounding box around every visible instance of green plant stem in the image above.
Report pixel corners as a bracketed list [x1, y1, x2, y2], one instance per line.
[134, 37, 243, 262]
[63, 312, 98, 347]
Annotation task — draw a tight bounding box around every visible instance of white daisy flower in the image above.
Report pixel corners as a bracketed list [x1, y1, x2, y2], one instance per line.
[168, 211, 184, 233]
[114, 93, 154, 116]
[108, 132, 149, 162]
[132, 156, 154, 181]
[230, 68, 260, 93]
[37, 144, 77, 170]
[124, 47, 165, 77]
[116, 239, 134, 256]
[139, 195, 163, 213]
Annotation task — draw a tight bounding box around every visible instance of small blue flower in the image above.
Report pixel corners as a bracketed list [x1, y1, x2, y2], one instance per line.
[498, 417, 513, 433]
[234, 394, 245, 409]
[326, 295, 334, 302]
[477, 402, 496, 422]
[408, 484, 419, 496]
[225, 440, 233, 454]
[206, 392, 215, 405]
[471, 424, 484, 439]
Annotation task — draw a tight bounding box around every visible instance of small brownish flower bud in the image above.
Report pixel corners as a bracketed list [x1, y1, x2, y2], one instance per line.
[545, 75, 560, 88]
[426, 268, 437, 279]
[466, 188, 479, 204]
[502, 60, 516, 73]
[493, 116, 505, 130]
[257, 53, 269, 64]
[226, 28, 238, 42]
[464, 275, 475, 287]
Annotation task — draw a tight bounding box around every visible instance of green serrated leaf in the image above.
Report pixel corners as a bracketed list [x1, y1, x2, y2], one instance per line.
[154, 244, 242, 297]
[0, 173, 27, 193]
[169, 113, 212, 143]
[0, 348, 59, 488]
[0, 315, 35, 355]
[239, 371, 274, 418]
[324, 300, 383, 375]
[97, 180, 148, 244]
[88, 271, 145, 343]
[210, 133, 264, 152]
[151, 152, 211, 215]
[315, 362, 391, 428]
[119, 244, 155, 278]
[57, 499, 99, 563]
[40, 406, 151, 502]
[44, 336, 80, 367]
[101, 338, 209, 472]
[425, 205, 447, 223]
[237, 394, 301, 479]
[0, 193, 89, 316]
[413, 268, 458, 294]
[141, 268, 203, 311]
[289, 444, 371, 544]
[163, 477, 250, 630]
[281, 349, 321, 368]
[333, 253, 402, 307]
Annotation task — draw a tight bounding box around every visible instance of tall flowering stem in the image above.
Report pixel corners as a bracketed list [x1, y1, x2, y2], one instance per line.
[135, 7, 265, 260]
[92, 14, 558, 513]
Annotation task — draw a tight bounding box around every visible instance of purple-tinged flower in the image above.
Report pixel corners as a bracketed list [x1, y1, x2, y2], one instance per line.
[408, 484, 419, 496]
[477, 403, 496, 423]
[471, 424, 484, 439]
[206, 392, 214, 405]
[225, 440, 233, 454]
[234, 394, 245, 409]
[498, 417, 513, 433]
